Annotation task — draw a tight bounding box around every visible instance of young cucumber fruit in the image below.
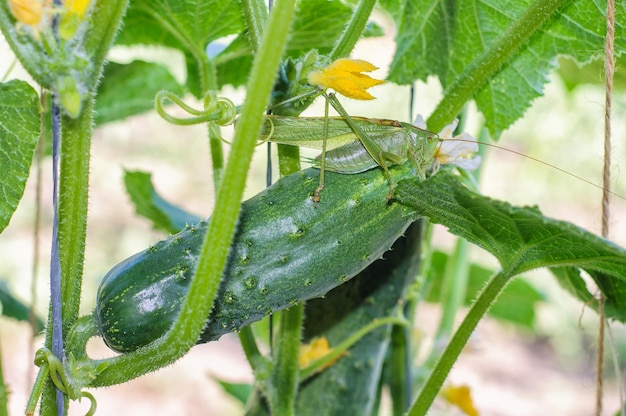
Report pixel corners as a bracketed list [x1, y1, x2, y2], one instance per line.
[96, 165, 421, 353]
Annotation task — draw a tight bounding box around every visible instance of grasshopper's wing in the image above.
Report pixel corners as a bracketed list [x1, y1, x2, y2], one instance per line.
[260, 116, 405, 151]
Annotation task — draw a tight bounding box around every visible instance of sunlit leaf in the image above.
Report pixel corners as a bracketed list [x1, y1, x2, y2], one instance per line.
[389, 0, 626, 136]
[395, 170, 626, 321]
[215, 0, 384, 88]
[0, 80, 40, 234]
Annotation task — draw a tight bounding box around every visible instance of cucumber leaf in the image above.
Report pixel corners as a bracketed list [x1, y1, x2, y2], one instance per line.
[216, 0, 383, 89]
[212, 378, 252, 405]
[0, 80, 40, 234]
[395, 170, 626, 321]
[113, 0, 244, 97]
[426, 251, 544, 329]
[388, 0, 626, 136]
[111, 0, 382, 92]
[123, 170, 201, 234]
[114, 0, 244, 53]
[0, 280, 44, 333]
[95, 61, 184, 125]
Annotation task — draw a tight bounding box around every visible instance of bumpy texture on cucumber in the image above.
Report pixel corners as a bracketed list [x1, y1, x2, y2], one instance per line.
[246, 221, 425, 416]
[96, 165, 420, 353]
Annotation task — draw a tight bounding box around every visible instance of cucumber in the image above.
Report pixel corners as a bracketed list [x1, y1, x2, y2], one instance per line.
[95, 164, 421, 353]
[246, 221, 425, 416]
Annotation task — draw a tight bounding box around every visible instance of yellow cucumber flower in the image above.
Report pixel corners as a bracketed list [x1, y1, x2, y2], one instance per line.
[63, 0, 90, 17]
[307, 58, 385, 100]
[8, 0, 42, 25]
[8, 0, 46, 37]
[59, 0, 92, 39]
[414, 115, 481, 170]
[441, 383, 479, 416]
[299, 337, 343, 370]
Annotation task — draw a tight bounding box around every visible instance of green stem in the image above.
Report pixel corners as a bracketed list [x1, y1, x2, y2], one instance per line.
[435, 238, 470, 342]
[197, 56, 226, 192]
[0, 345, 8, 416]
[208, 122, 225, 189]
[389, 324, 409, 416]
[239, 326, 270, 378]
[56, 102, 94, 337]
[26, 365, 49, 416]
[266, 305, 303, 416]
[406, 271, 511, 416]
[330, 0, 377, 59]
[39, 92, 96, 416]
[300, 316, 409, 381]
[426, 0, 570, 132]
[88, 0, 297, 387]
[241, 0, 268, 50]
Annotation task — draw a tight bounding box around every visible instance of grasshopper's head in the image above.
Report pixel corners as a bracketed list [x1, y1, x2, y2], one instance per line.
[409, 116, 481, 174]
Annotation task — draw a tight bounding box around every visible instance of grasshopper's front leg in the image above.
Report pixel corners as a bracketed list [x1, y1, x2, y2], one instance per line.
[313, 91, 332, 204]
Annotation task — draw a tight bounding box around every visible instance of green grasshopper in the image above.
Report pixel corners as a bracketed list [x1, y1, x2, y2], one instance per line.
[261, 93, 442, 201]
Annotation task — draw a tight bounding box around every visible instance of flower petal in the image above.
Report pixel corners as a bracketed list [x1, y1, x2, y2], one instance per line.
[307, 58, 384, 100]
[435, 132, 480, 170]
[9, 0, 43, 25]
[413, 114, 427, 129]
[439, 119, 460, 140]
[328, 58, 378, 74]
[441, 384, 479, 416]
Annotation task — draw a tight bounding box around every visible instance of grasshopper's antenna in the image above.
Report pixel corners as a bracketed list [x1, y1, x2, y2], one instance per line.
[448, 138, 625, 201]
[267, 88, 323, 112]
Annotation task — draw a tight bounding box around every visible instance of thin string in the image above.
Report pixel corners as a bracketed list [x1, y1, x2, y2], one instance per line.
[601, 0, 614, 238]
[50, 1, 65, 413]
[50, 98, 64, 416]
[595, 0, 614, 415]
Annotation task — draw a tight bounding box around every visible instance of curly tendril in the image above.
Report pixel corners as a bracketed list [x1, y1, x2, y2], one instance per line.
[27, 348, 97, 416]
[155, 91, 238, 126]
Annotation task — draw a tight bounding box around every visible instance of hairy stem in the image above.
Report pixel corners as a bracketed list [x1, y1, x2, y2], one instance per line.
[407, 271, 511, 416]
[330, 0, 377, 59]
[427, 0, 570, 132]
[88, 0, 297, 387]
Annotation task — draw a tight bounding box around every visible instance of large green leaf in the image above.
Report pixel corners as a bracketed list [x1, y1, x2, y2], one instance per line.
[388, 0, 626, 136]
[115, 0, 244, 53]
[113, 0, 382, 91]
[216, 0, 383, 88]
[95, 61, 184, 125]
[0, 80, 40, 234]
[124, 170, 202, 234]
[395, 170, 626, 321]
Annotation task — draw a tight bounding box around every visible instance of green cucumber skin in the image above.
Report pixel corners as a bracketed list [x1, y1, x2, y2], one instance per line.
[246, 222, 424, 416]
[96, 165, 419, 353]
